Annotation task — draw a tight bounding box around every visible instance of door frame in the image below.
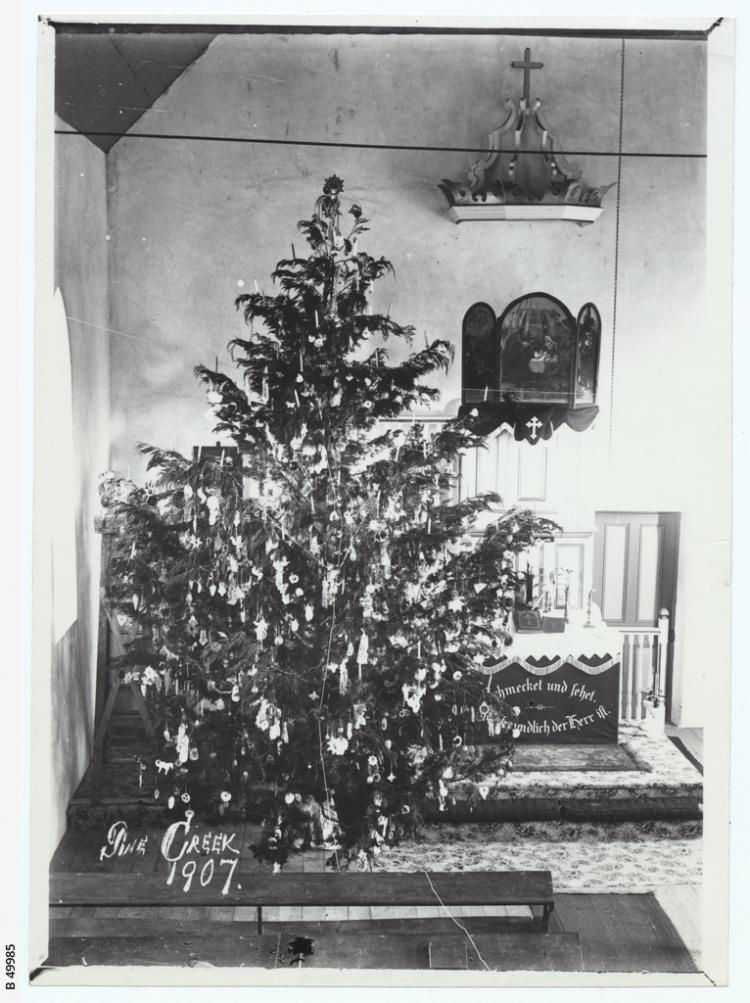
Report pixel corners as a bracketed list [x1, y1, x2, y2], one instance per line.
[593, 511, 681, 722]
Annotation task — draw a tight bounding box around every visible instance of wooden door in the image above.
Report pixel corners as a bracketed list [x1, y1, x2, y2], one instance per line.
[593, 512, 680, 718]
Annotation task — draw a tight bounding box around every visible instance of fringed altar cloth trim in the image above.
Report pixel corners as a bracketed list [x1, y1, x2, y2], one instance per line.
[477, 654, 618, 676]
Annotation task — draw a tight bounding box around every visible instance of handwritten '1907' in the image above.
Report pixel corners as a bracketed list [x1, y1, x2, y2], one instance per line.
[99, 820, 242, 895]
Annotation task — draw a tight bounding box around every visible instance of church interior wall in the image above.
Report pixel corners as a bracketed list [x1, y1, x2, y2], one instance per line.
[55, 31, 719, 776]
[41, 121, 111, 853]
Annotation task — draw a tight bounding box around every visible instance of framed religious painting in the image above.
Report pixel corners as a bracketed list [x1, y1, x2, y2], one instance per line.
[498, 292, 577, 406]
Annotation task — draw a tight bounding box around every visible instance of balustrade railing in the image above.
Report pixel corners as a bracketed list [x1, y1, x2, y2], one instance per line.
[618, 609, 670, 722]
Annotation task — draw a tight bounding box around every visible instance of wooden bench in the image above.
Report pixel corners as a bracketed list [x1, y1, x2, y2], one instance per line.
[50, 869, 556, 934]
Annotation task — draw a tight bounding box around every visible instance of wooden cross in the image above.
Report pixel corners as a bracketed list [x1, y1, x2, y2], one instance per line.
[511, 48, 544, 105]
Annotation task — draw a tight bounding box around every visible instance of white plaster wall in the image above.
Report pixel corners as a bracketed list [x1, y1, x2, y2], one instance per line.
[47, 121, 111, 854]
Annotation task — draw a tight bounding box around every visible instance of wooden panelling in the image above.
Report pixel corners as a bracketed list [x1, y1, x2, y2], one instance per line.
[602, 523, 629, 622]
[636, 524, 663, 622]
[518, 444, 548, 501]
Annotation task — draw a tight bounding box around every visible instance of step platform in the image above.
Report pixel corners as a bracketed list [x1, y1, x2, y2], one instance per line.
[46, 920, 582, 971]
[68, 720, 702, 828]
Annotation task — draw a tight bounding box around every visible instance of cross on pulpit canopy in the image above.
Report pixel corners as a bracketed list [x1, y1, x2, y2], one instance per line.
[511, 47, 544, 105]
[526, 416, 543, 440]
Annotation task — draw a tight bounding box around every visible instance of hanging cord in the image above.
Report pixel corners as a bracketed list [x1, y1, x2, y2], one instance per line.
[314, 438, 349, 873]
[419, 869, 491, 971]
[608, 38, 626, 461]
[55, 127, 705, 161]
[66, 313, 209, 361]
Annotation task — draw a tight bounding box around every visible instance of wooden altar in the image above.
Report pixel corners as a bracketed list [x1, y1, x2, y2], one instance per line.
[479, 622, 622, 744]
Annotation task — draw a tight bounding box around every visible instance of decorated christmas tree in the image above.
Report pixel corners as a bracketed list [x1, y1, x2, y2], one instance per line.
[98, 176, 559, 868]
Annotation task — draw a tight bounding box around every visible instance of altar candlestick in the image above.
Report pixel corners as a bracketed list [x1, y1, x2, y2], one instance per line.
[525, 563, 533, 604]
[584, 589, 594, 628]
[484, 385, 489, 401]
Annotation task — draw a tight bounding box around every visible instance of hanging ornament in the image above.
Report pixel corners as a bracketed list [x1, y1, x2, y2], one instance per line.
[254, 618, 269, 644]
[356, 631, 369, 678]
[327, 733, 349, 756]
[176, 724, 190, 764]
[206, 495, 221, 526]
[305, 604, 314, 623]
[361, 591, 374, 619]
[381, 547, 391, 576]
[339, 662, 349, 695]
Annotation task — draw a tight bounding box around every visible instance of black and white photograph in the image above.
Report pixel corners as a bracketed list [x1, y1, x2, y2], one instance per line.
[17, 6, 739, 989]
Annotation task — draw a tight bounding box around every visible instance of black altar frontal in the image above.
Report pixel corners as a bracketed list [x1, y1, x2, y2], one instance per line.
[479, 623, 622, 744]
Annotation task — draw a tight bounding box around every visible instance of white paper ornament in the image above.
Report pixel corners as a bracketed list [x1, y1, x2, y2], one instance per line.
[357, 631, 369, 666]
[339, 662, 349, 695]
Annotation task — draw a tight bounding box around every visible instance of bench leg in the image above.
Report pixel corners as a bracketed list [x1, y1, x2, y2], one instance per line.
[542, 903, 554, 932]
[257, 906, 263, 935]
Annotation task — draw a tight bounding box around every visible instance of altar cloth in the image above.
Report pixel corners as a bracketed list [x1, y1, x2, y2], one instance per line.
[475, 620, 622, 744]
[474, 617, 621, 675]
[500, 622, 621, 665]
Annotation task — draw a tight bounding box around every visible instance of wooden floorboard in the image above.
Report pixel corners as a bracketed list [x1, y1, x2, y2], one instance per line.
[654, 885, 702, 967]
[551, 892, 697, 973]
[666, 726, 704, 768]
[47, 932, 282, 969]
[46, 923, 581, 971]
[48, 823, 699, 973]
[49, 896, 696, 972]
